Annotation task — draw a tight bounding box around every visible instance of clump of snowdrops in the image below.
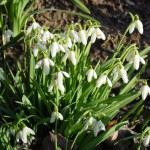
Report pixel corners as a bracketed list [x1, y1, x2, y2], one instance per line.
[0, 13, 150, 149]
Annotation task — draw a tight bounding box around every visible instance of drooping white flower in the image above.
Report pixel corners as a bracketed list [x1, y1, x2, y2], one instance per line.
[62, 48, 77, 65]
[83, 117, 96, 131]
[50, 111, 63, 123]
[143, 135, 150, 147]
[50, 42, 65, 58]
[35, 58, 54, 75]
[5, 29, 14, 43]
[42, 30, 53, 43]
[33, 42, 47, 57]
[112, 65, 128, 83]
[16, 127, 35, 143]
[48, 71, 70, 93]
[134, 54, 145, 70]
[26, 22, 41, 35]
[129, 19, 143, 34]
[86, 68, 97, 82]
[93, 120, 106, 137]
[96, 75, 112, 88]
[119, 66, 128, 83]
[79, 30, 87, 45]
[140, 85, 150, 100]
[70, 30, 81, 43]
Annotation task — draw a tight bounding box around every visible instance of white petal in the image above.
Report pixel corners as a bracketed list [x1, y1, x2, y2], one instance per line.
[50, 112, 56, 123]
[48, 59, 54, 66]
[22, 128, 28, 143]
[107, 77, 112, 87]
[26, 127, 35, 135]
[91, 31, 97, 43]
[66, 38, 72, 48]
[96, 28, 106, 40]
[97, 120, 106, 131]
[62, 71, 70, 78]
[96, 75, 107, 88]
[58, 44, 65, 52]
[58, 83, 65, 93]
[129, 22, 135, 34]
[87, 69, 93, 82]
[35, 60, 42, 69]
[26, 26, 33, 34]
[141, 85, 149, 100]
[71, 30, 81, 43]
[58, 112, 63, 120]
[33, 47, 38, 57]
[134, 54, 140, 70]
[83, 122, 89, 130]
[48, 83, 54, 92]
[120, 68, 128, 83]
[87, 27, 95, 37]
[16, 131, 22, 142]
[93, 70, 97, 79]
[32, 22, 41, 30]
[43, 58, 50, 75]
[79, 30, 87, 45]
[51, 42, 58, 58]
[70, 51, 76, 65]
[36, 42, 46, 50]
[93, 122, 99, 137]
[140, 56, 145, 64]
[136, 20, 143, 34]
[113, 72, 119, 81]
[143, 135, 150, 147]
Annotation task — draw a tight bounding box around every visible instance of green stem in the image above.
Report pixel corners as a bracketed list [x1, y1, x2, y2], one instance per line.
[71, 131, 81, 149]
[112, 23, 132, 58]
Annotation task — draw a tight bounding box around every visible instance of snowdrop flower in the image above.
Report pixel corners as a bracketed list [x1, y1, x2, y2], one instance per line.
[93, 120, 106, 137]
[134, 53, 145, 70]
[143, 135, 150, 147]
[50, 111, 63, 123]
[79, 30, 87, 45]
[70, 30, 81, 43]
[96, 75, 112, 88]
[5, 29, 14, 43]
[50, 42, 65, 58]
[26, 22, 41, 35]
[62, 48, 77, 65]
[119, 66, 128, 83]
[112, 65, 128, 83]
[140, 85, 150, 100]
[48, 71, 70, 93]
[42, 30, 53, 43]
[90, 27, 106, 43]
[83, 117, 96, 131]
[16, 126, 35, 143]
[33, 42, 47, 57]
[35, 58, 54, 75]
[129, 18, 143, 34]
[86, 68, 97, 82]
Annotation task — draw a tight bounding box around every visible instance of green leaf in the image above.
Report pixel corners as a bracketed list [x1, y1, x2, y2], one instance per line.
[71, 0, 90, 14]
[82, 121, 127, 150]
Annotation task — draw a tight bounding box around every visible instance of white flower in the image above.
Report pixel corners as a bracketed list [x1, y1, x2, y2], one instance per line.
[79, 30, 87, 45]
[26, 22, 41, 35]
[5, 29, 14, 43]
[83, 117, 96, 131]
[50, 42, 65, 58]
[42, 30, 53, 43]
[70, 30, 81, 43]
[134, 54, 145, 70]
[62, 48, 77, 65]
[140, 85, 150, 100]
[86, 68, 97, 82]
[119, 66, 128, 83]
[129, 19, 143, 34]
[48, 71, 70, 93]
[93, 120, 106, 137]
[112, 65, 128, 83]
[50, 111, 63, 123]
[96, 75, 112, 88]
[33, 42, 47, 57]
[143, 135, 150, 147]
[16, 127, 35, 143]
[35, 58, 54, 75]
